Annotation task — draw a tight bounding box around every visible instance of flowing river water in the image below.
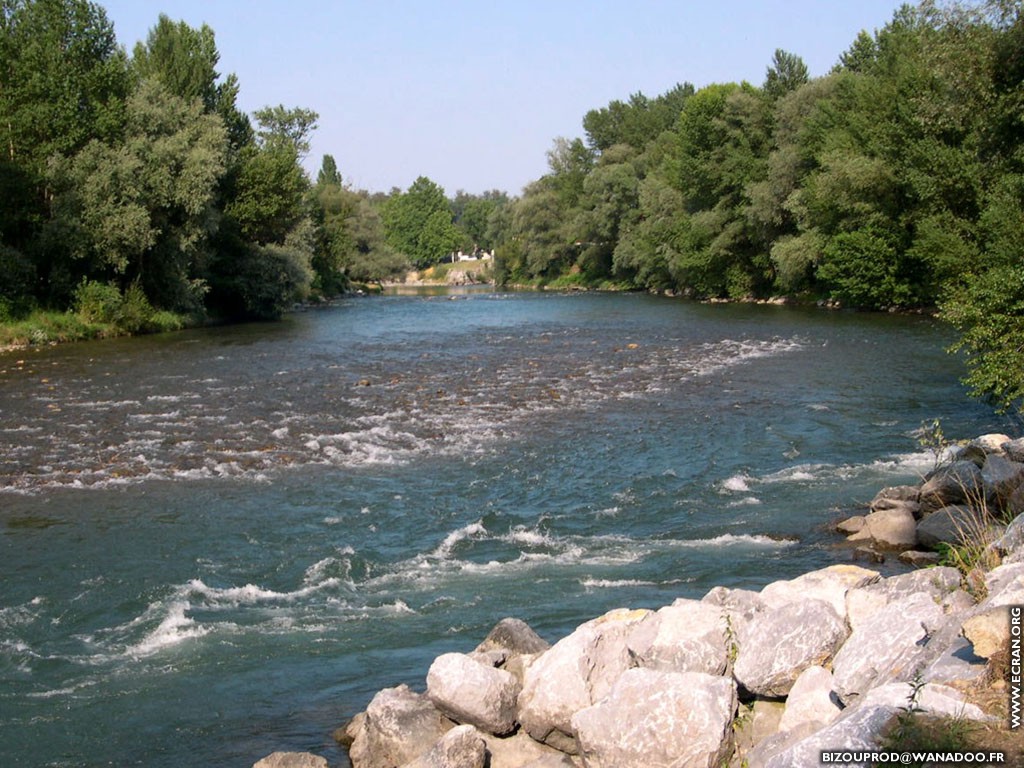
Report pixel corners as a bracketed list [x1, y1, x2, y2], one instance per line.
[0, 289, 1015, 766]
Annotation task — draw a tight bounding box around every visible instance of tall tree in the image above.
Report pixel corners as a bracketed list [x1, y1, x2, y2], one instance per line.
[763, 49, 810, 101]
[132, 14, 219, 109]
[0, 0, 130, 173]
[382, 176, 458, 268]
[46, 79, 228, 310]
[253, 104, 319, 156]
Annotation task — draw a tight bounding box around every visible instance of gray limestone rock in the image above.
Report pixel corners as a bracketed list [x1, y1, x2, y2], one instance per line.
[962, 606, 1010, 659]
[1003, 437, 1024, 463]
[403, 725, 487, 768]
[474, 618, 550, 657]
[426, 653, 521, 736]
[734, 599, 848, 698]
[777, 665, 842, 734]
[845, 567, 961, 632]
[570, 668, 736, 768]
[626, 598, 729, 675]
[916, 505, 983, 549]
[758, 564, 880, 621]
[348, 685, 454, 768]
[919, 461, 985, 513]
[982, 454, 1024, 510]
[764, 704, 900, 768]
[855, 507, 919, 550]
[253, 753, 329, 768]
[831, 592, 945, 705]
[517, 607, 649, 750]
[479, 731, 576, 768]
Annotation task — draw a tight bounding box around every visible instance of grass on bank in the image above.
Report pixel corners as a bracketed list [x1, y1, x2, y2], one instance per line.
[0, 280, 187, 349]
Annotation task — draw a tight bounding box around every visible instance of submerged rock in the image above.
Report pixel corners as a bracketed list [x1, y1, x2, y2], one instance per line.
[252, 753, 328, 768]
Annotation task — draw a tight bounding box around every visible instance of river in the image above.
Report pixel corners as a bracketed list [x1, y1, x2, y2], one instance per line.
[0, 289, 1014, 766]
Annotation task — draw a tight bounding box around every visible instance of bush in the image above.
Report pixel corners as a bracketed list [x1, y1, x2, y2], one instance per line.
[71, 279, 186, 335]
[73, 279, 124, 324]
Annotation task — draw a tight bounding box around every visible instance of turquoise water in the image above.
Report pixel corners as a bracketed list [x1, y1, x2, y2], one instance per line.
[0, 290, 1014, 766]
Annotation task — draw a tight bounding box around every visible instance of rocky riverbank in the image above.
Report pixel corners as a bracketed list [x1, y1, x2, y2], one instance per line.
[256, 434, 1024, 768]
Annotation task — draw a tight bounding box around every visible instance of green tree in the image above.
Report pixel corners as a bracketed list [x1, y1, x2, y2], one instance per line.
[763, 49, 810, 101]
[0, 0, 130, 174]
[253, 104, 319, 156]
[132, 14, 219, 109]
[46, 79, 228, 311]
[382, 176, 458, 268]
[451, 190, 509, 250]
[583, 83, 693, 152]
[343, 196, 408, 283]
[224, 142, 307, 246]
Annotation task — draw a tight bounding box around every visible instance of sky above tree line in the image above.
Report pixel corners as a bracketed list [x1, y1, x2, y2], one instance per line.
[101, 0, 908, 196]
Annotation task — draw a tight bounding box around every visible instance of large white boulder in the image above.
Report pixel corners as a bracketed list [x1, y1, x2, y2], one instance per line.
[426, 653, 521, 736]
[626, 598, 729, 675]
[253, 753, 328, 768]
[517, 607, 649, 751]
[403, 724, 487, 768]
[348, 685, 453, 768]
[734, 598, 848, 697]
[831, 592, 945, 705]
[777, 665, 842, 733]
[570, 668, 736, 768]
[845, 566, 961, 631]
[758, 564, 880, 620]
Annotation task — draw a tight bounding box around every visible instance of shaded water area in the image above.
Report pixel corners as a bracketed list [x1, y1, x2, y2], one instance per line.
[0, 290, 1015, 766]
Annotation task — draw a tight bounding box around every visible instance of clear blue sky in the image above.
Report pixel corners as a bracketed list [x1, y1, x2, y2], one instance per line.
[100, 1, 908, 196]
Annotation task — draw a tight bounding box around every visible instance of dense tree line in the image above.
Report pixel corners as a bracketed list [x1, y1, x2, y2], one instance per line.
[3, 0, 1021, 413]
[0, 0, 509, 327]
[491, 1, 1024, 413]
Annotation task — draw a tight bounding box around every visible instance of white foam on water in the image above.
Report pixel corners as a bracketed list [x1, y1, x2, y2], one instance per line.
[727, 497, 763, 507]
[26, 679, 100, 699]
[0, 597, 46, 629]
[670, 533, 797, 548]
[722, 474, 752, 492]
[125, 601, 210, 659]
[431, 521, 487, 559]
[185, 578, 341, 606]
[579, 578, 657, 589]
[499, 527, 557, 548]
[689, 337, 806, 377]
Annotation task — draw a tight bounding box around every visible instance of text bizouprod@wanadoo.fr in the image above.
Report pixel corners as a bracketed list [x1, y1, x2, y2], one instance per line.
[819, 606, 1021, 766]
